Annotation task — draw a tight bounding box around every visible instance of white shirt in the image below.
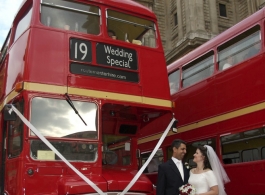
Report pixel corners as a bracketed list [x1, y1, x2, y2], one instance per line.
[172, 157, 184, 181]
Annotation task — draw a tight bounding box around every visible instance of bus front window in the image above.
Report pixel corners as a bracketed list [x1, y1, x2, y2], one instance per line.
[107, 10, 157, 48]
[30, 97, 98, 162]
[40, 0, 100, 35]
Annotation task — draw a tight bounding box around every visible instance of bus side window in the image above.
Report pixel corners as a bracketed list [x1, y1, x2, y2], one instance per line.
[0, 30, 11, 66]
[169, 69, 180, 94]
[182, 51, 214, 88]
[218, 25, 260, 71]
[7, 101, 24, 158]
[185, 139, 216, 169]
[243, 33, 261, 60]
[221, 127, 265, 164]
[242, 148, 259, 162]
[141, 149, 163, 173]
[14, 7, 32, 42]
[147, 158, 160, 172]
[262, 147, 265, 159]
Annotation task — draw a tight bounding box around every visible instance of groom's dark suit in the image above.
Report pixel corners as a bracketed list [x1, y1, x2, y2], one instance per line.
[156, 159, 189, 195]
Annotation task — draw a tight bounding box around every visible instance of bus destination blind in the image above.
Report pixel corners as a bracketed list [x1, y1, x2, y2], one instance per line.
[70, 63, 139, 83]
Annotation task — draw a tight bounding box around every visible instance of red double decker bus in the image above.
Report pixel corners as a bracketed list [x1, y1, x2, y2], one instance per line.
[0, 0, 172, 194]
[138, 7, 265, 195]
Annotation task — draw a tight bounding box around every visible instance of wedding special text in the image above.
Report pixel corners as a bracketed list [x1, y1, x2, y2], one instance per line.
[104, 45, 133, 68]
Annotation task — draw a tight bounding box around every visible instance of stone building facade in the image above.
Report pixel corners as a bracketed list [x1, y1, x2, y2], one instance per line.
[135, 0, 265, 64]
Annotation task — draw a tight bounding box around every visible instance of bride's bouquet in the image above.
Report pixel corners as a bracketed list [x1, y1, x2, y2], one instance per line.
[179, 183, 196, 195]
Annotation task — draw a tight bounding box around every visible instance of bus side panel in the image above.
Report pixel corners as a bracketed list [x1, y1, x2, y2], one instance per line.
[174, 109, 265, 194]
[139, 50, 170, 100]
[5, 158, 21, 195]
[217, 109, 265, 194]
[26, 28, 67, 86]
[214, 55, 265, 115]
[172, 76, 216, 127]
[5, 30, 29, 95]
[0, 114, 4, 193]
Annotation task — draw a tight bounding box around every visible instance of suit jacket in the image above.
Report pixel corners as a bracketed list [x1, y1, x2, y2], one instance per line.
[156, 159, 189, 195]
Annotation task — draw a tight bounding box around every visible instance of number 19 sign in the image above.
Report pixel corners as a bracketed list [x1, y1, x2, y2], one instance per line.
[70, 38, 92, 63]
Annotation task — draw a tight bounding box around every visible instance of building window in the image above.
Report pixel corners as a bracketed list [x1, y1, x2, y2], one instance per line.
[174, 13, 178, 26]
[219, 4, 227, 17]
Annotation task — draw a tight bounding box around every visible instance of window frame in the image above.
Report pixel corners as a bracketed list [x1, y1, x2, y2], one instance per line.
[184, 138, 216, 168]
[29, 96, 99, 139]
[140, 149, 163, 173]
[168, 69, 180, 94]
[174, 12, 178, 26]
[219, 3, 227, 18]
[40, 0, 101, 35]
[106, 9, 157, 48]
[0, 30, 11, 65]
[7, 101, 24, 158]
[181, 51, 214, 88]
[221, 127, 265, 164]
[217, 25, 261, 71]
[14, 7, 33, 42]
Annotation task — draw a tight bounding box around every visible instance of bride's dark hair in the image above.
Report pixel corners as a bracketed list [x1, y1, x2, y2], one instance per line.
[198, 145, 212, 170]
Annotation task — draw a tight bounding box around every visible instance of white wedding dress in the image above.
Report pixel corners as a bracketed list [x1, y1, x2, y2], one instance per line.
[188, 170, 218, 194]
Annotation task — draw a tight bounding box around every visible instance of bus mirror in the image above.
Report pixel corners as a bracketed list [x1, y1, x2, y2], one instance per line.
[171, 120, 178, 133]
[3, 104, 16, 121]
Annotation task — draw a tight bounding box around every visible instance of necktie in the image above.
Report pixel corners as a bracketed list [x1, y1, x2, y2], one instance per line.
[177, 161, 184, 181]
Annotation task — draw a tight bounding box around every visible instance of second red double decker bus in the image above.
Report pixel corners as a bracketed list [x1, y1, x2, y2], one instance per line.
[138, 7, 265, 195]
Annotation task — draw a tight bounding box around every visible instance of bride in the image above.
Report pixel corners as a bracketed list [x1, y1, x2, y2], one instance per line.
[188, 145, 230, 195]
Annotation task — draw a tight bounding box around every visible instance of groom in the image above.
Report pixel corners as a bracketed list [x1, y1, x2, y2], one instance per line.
[156, 139, 189, 195]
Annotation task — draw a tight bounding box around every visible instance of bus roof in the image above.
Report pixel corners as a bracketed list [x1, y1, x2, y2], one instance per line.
[167, 6, 265, 73]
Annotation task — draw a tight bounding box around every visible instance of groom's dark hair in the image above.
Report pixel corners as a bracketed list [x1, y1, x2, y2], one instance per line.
[198, 145, 212, 170]
[171, 139, 186, 149]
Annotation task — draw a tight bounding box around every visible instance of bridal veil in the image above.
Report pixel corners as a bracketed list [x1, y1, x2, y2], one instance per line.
[204, 145, 230, 195]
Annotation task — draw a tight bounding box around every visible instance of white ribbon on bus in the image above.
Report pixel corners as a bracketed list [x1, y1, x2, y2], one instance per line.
[9, 105, 176, 195]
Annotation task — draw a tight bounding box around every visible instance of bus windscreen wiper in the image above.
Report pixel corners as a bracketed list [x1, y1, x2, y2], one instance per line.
[64, 93, 87, 126]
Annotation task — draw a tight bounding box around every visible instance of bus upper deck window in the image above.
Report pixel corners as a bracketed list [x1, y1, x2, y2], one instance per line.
[106, 10, 157, 48]
[182, 52, 214, 88]
[217, 26, 261, 70]
[169, 69, 180, 94]
[40, 0, 100, 35]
